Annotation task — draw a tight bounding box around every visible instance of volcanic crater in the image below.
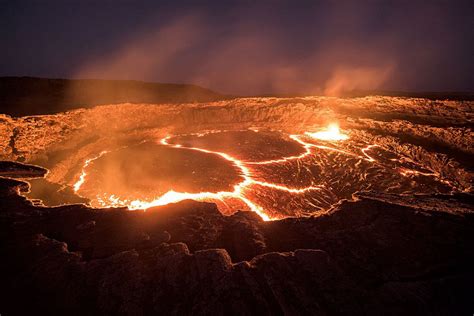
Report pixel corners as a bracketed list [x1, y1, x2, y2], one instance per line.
[11, 98, 469, 220]
[1, 95, 473, 314]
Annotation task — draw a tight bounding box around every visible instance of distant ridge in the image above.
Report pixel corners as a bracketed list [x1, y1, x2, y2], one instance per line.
[340, 89, 474, 100]
[0, 77, 230, 116]
[254, 90, 474, 100]
[1, 77, 472, 117]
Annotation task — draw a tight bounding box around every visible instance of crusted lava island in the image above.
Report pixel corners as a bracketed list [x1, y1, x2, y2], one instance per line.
[1, 83, 473, 315]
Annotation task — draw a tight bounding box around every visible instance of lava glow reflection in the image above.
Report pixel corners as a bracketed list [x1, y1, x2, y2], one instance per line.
[73, 133, 327, 221]
[305, 123, 349, 141]
[71, 123, 452, 221]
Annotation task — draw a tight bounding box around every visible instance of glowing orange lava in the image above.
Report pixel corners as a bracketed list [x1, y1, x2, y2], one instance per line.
[73, 131, 331, 221]
[305, 123, 349, 141]
[72, 123, 451, 220]
[73, 150, 109, 192]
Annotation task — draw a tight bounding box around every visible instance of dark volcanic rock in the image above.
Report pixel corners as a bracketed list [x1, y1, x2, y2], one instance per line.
[0, 77, 228, 116]
[0, 167, 473, 315]
[0, 160, 47, 178]
[0, 176, 30, 197]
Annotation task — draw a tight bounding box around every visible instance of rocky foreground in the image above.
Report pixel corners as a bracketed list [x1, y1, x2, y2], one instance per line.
[0, 162, 473, 315]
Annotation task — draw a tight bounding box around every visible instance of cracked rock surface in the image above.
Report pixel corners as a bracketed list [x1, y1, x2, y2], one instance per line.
[0, 96, 473, 314]
[1, 163, 473, 315]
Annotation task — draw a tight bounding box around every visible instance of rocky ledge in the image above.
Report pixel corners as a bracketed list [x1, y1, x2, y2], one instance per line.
[0, 163, 473, 315]
[0, 160, 47, 178]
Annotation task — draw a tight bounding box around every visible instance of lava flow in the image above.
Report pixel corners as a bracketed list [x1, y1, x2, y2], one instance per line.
[305, 123, 349, 141]
[72, 128, 332, 221]
[68, 117, 460, 221]
[1, 94, 467, 221]
[73, 150, 109, 192]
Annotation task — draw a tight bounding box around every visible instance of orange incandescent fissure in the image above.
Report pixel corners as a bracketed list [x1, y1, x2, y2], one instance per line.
[70, 121, 459, 221]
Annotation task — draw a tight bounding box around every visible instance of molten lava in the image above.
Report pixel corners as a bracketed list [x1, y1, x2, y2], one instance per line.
[69, 120, 460, 221]
[73, 150, 109, 192]
[305, 123, 349, 141]
[72, 129, 334, 221]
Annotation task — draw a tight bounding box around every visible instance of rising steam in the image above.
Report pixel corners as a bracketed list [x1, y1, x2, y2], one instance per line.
[71, 12, 399, 95]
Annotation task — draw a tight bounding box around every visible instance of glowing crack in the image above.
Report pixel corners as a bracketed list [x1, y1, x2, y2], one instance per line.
[72, 123, 455, 220]
[73, 131, 329, 221]
[73, 150, 109, 192]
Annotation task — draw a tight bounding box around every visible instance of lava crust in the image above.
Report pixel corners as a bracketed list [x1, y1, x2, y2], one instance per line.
[0, 167, 473, 314]
[1, 96, 472, 218]
[0, 96, 473, 314]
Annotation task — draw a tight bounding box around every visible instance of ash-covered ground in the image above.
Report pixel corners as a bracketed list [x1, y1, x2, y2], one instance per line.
[0, 96, 473, 314]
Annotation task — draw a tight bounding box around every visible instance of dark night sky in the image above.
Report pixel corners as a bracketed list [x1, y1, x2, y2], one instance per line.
[1, 0, 473, 95]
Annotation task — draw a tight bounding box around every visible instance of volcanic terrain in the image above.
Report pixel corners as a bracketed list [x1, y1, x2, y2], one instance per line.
[1, 95, 473, 314]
